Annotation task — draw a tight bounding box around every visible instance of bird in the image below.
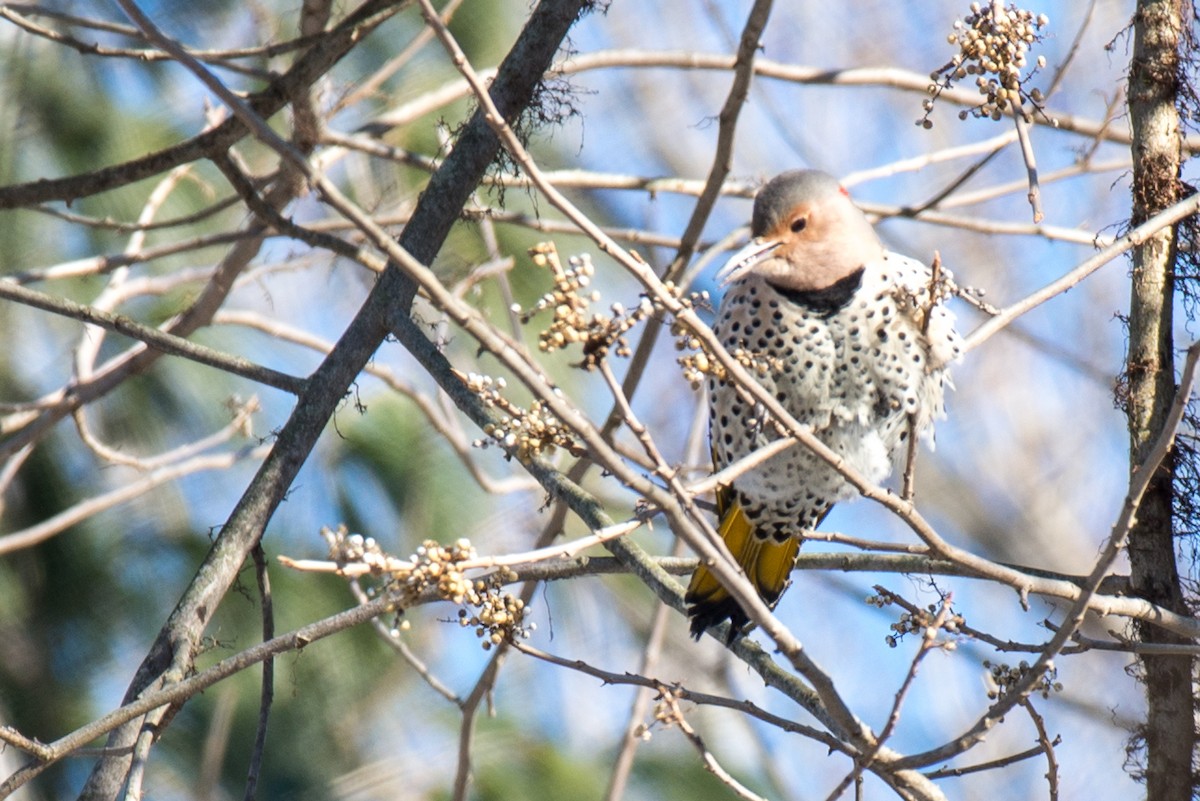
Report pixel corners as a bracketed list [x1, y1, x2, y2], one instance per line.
[685, 169, 961, 642]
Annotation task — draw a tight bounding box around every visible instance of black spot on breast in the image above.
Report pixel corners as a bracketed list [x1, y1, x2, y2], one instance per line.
[873, 393, 893, 418]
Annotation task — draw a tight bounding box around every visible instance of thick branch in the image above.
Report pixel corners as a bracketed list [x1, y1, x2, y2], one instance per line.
[1125, 2, 1194, 798]
[72, 1, 595, 798]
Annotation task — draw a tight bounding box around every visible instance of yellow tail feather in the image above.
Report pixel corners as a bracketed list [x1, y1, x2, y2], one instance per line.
[685, 496, 800, 642]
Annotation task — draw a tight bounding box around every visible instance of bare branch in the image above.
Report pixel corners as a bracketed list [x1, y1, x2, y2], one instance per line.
[0, 280, 306, 394]
[1010, 99, 1044, 223]
[0, 444, 270, 556]
[894, 340, 1200, 771]
[965, 193, 1200, 353]
[0, 596, 392, 796]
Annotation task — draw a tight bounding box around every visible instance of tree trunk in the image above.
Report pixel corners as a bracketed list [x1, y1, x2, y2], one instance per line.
[1126, 1, 1195, 797]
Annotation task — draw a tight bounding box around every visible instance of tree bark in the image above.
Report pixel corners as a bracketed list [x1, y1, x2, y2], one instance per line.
[1126, 1, 1195, 798]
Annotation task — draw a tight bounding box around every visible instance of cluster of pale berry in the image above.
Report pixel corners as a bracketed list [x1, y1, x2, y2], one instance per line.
[323, 526, 475, 604]
[326, 525, 410, 576]
[518, 242, 645, 369]
[322, 527, 532, 647]
[675, 327, 782, 390]
[983, 659, 1063, 700]
[867, 594, 965, 649]
[460, 371, 582, 461]
[920, 2, 1049, 127]
[519, 242, 706, 371]
[457, 566, 534, 650]
[403, 539, 477, 603]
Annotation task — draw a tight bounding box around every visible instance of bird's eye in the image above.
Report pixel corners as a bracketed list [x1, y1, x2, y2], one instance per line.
[790, 217, 807, 233]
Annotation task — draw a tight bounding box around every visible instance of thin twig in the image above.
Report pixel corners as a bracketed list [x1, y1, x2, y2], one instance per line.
[1018, 699, 1059, 801]
[893, 340, 1200, 770]
[684, 436, 798, 498]
[660, 691, 770, 801]
[0, 445, 271, 556]
[0, 5, 273, 78]
[9, 227, 262, 284]
[0, 280, 307, 394]
[825, 600, 955, 801]
[922, 745, 1046, 780]
[1011, 99, 1044, 223]
[244, 544, 275, 801]
[664, 0, 774, 282]
[345, 578, 465, 706]
[30, 193, 242, 233]
[335, 0, 466, 111]
[874, 587, 1087, 656]
[215, 309, 538, 496]
[1, 3, 324, 60]
[75, 396, 259, 471]
[842, 131, 1017, 187]
[513, 641, 845, 751]
[901, 252, 942, 500]
[278, 518, 645, 577]
[0, 596, 395, 796]
[603, 550, 678, 801]
[965, 194, 1200, 352]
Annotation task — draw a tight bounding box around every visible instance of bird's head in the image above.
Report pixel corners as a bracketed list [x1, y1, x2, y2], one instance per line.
[717, 170, 884, 291]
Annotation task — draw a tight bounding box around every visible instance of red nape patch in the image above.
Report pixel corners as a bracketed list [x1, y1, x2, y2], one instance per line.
[839, 185, 850, 196]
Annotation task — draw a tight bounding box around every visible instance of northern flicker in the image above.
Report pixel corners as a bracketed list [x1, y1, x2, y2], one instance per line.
[686, 169, 961, 641]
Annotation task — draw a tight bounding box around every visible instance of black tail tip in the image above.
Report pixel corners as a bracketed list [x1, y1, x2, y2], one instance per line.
[686, 599, 752, 644]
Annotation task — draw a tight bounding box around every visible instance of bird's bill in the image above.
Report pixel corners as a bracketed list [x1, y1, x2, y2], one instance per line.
[714, 238, 781, 286]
